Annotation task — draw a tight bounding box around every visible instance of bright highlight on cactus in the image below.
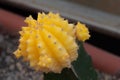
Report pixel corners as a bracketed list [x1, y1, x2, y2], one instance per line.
[14, 12, 90, 73]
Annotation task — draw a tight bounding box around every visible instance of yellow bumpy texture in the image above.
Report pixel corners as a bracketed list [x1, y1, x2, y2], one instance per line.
[14, 12, 90, 73]
[76, 22, 90, 42]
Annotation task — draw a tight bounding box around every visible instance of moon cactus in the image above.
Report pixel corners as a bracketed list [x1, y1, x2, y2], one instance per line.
[14, 12, 90, 73]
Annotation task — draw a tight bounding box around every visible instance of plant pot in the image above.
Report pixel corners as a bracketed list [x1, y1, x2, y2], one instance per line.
[0, 9, 120, 75]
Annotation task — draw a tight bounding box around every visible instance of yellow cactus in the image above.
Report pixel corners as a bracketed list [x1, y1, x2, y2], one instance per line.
[76, 22, 90, 42]
[14, 12, 90, 73]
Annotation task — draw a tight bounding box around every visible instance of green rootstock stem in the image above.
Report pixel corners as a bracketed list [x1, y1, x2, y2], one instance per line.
[44, 41, 98, 80]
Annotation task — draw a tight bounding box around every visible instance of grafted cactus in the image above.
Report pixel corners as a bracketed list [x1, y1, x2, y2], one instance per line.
[13, 12, 97, 80]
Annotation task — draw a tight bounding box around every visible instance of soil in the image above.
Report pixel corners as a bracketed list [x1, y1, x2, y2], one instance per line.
[0, 34, 120, 80]
[0, 34, 43, 80]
